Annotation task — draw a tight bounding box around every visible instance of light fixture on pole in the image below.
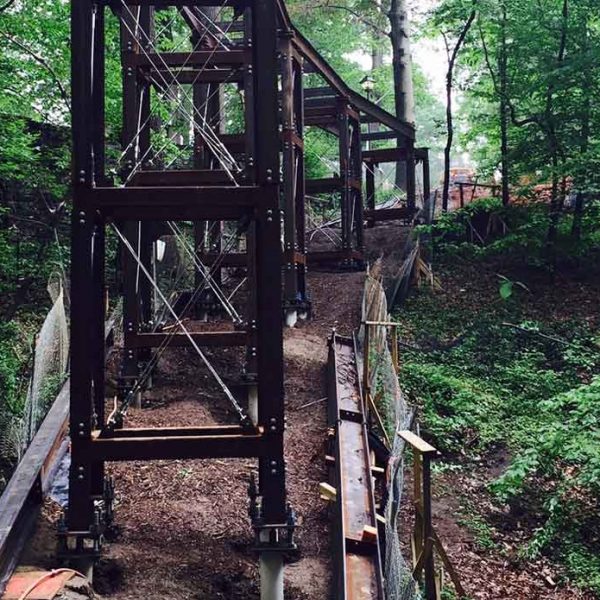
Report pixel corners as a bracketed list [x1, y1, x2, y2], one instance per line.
[360, 74, 375, 100]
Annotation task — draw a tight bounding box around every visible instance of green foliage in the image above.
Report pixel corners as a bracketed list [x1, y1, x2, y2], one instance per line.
[38, 371, 66, 413]
[458, 502, 499, 551]
[396, 257, 600, 593]
[0, 320, 35, 416]
[422, 198, 600, 268]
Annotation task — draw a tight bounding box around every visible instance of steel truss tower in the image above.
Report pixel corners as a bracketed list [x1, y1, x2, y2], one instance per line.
[62, 0, 295, 575]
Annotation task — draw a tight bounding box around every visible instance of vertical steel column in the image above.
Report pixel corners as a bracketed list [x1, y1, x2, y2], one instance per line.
[366, 161, 376, 228]
[350, 117, 364, 254]
[252, 0, 287, 525]
[68, 0, 99, 532]
[193, 63, 224, 315]
[90, 2, 107, 498]
[293, 54, 307, 312]
[406, 139, 416, 211]
[422, 152, 431, 210]
[244, 10, 258, 379]
[337, 100, 351, 261]
[119, 6, 146, 399]
[281, 34, 298, 324]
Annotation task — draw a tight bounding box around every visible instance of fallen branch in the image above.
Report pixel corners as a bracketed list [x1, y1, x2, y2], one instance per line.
[294, 397, 326, 411]
[501, 322, 568, 345]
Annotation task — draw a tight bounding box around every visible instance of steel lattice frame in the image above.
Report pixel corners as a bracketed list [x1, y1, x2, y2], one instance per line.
[62, 0, 423, 568]
[63, 0, 291, 559]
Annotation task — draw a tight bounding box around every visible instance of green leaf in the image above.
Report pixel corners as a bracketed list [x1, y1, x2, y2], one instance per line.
[499, 280, 513, 300]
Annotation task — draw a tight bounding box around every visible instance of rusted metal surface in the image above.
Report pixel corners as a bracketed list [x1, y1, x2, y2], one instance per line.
[328, 333, 384, 600]
[3, 570, 75, 600]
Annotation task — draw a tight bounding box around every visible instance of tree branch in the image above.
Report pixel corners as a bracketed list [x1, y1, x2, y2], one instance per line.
[0, 30, 71, 112]
[0, 0, 16, 13]
[477, 15, 538, 129]
[318, 2, 390, 37]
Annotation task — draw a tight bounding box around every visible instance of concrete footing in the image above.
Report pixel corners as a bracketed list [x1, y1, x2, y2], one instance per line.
[284, 309, 298, 328]
[248, 384, 258, 424]
[259, 552, 284, 600]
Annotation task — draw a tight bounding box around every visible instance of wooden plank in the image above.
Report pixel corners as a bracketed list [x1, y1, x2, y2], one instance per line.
[398, 430, 437, 455]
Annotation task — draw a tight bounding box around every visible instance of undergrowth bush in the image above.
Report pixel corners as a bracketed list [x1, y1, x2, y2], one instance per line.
[419, 198, 600, 268]
[396, 238, 600, 593]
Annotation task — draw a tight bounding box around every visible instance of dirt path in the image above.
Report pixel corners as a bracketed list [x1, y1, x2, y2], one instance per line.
[88, 271, 364, 599]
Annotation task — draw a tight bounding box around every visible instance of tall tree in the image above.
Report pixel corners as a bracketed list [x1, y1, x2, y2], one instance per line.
[429, 2, 477, 211]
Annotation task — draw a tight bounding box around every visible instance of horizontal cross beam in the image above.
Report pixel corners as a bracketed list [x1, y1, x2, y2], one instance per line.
[125, 331, 248, 348]
[86, 186, 259, 220]
[76, 430, 270, 461]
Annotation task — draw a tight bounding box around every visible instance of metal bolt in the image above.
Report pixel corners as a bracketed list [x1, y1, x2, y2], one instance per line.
[271, 469, 277, 475]
[270, 418, 276, 424]
[270, 426, 276, 432]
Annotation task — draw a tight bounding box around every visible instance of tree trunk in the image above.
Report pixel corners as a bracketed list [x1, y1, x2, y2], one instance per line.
[545, 0, 569, 261]
[388, 0, 414, 189]
[441, 11, 476, 212]
[572, 17, 590, 240]
[442, 70, 453, 212]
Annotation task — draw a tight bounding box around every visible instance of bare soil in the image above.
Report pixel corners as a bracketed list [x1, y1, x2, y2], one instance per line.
[98, 270, 363, 599]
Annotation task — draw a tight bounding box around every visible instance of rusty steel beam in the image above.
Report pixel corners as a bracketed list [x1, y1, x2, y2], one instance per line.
[89, 186, 258, 220]
[362, 147, 408, 164]
[130, 169, 234, 186]
[125, 331, 249, 348]
[79, 431, 269, 461]
[327, 333, 384, 600]
[306, 250, 364, 266]
[364, 207, 415, 222]
[0, 383, 69, 594]
[125, 49, 250, 68]
[106, 425, 247, 438]
[142, 68, 245, 85]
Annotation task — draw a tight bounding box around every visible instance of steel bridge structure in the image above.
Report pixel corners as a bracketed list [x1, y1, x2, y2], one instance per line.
[62, 0, 430, 595]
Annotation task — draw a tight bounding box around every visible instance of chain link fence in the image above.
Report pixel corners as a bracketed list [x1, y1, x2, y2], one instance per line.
[0, 273, 69, 481]
[359, 261, 421, 600]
